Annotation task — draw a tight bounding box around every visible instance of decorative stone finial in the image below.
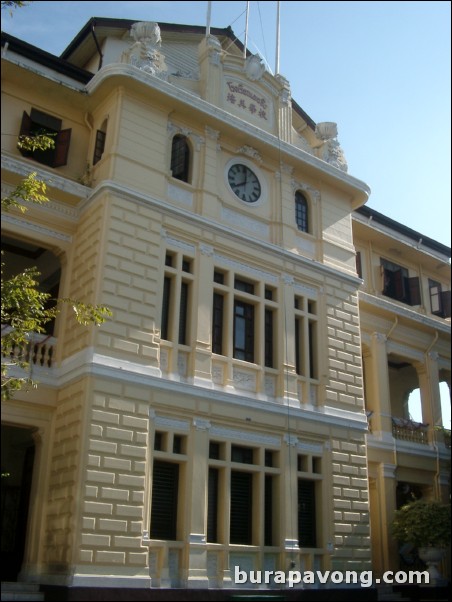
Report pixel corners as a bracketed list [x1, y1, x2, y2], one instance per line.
[315, 122, 348, 172]
[122, 21, 167, 78]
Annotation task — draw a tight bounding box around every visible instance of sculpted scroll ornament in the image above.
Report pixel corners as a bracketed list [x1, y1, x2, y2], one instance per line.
[122, 21, 167, 79]
[315, 122, 348, 173]
[245, 54, 266, 81]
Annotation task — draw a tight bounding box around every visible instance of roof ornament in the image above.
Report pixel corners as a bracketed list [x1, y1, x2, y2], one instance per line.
[315, 122, 348, 173]
[245, 54, 266, 81]
[122, 21, 167, 79]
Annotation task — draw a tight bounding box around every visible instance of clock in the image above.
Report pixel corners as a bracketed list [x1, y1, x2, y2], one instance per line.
[227, 163, 261, 203]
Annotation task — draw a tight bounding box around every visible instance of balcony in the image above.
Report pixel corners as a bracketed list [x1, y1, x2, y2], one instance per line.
[1, 325, 57, 370]
[392, 417, 429, 445]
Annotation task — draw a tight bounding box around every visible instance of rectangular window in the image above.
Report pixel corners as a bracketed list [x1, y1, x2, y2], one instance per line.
[298, 479, 316, 548]
[295, 316, 302, 376]
[429, 280, 451, 318]
[207, 467, 219, 543]
[212, 293, 224, 355]
[264, 474, 273, 546]
[234, 300, 254, 362]
[265, 309, 274, 368]
[234, 278, 254, 295]
[308, 320, 316, 379]
[178, 281, 189, 345]
[161, 277, 171, 340]
[381, 259, 420, 306]
[231, 445, 254, 464]
[230, 471, 253, 544]
[356, 251, 362, 279]
[150, 460, 179, 540]
[19, 109, 71, 168]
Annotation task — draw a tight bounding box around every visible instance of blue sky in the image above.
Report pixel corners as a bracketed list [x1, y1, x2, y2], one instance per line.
[2, 1, 451, 248]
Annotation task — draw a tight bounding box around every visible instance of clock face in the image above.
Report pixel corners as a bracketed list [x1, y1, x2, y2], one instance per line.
[227, 163, 261, 203]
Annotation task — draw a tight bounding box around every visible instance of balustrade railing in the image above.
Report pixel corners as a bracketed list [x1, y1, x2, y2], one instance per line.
[392, 417, 429, 444]
[1, 325, 57, 369]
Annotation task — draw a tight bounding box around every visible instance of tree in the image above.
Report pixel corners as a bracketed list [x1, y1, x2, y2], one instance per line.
[1, 140, 111, 401]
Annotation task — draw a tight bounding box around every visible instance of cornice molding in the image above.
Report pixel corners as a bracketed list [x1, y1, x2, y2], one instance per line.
[83, 179, 362, 287]
[1, 152, 90, 200]
[52, 347, 369, 432]
[85, 64, 370, 204]
[2, 214, 72, 243]
[359, 291, 451, 335]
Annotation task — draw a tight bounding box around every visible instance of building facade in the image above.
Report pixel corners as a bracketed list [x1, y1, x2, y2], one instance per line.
[1, 19, 450, 594]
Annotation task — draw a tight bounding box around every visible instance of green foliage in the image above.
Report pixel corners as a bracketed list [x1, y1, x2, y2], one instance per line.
[392, 500, 451, 548]
[2, 131, 112, 400]
[1, 1, 30, 10]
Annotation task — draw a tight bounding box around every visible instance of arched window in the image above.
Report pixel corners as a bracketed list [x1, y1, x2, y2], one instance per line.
[170, 134, 190, 182]
[295, 191, 309, 233]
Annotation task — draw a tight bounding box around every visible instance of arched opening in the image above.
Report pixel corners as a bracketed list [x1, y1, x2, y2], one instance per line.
[1, 425, 36, 581]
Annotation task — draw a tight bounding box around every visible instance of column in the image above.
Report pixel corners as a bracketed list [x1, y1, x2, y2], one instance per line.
[363, 333, 392, 438]
[193, 244, 215, 387]
[281, 434, 299, 571]
[185, 418, 210, 588]
[279, 275, 299, 405]
[377, 463, 398, 572]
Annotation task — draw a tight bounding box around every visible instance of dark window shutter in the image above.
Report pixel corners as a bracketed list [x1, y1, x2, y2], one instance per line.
[441, 290, 451, 318]
[394, 269, 404, 300]
[407, 277, 421, 306]
[207, 468, 219, 543]
[150, 460, 179, 540]
[298, 479, 316, 548]
[18, 111, 33, 156]
[53, 128, 71, 167]
[230, 471, 252, 544]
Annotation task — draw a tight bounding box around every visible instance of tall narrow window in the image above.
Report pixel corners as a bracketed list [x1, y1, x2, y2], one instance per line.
[212, 293, 224, 355]
[150, 460, 179, 540]
[233, 301, 254, 362]
[230, 471, 253, 544]
[264, 474, 274, 546]
[93, 119, 107, 165]
[161, 277, 171, 340]
[295, 191, 309, 233]
[298, 479, 316, 547]
[178, 281, 189, 345]
[381, 259, 420, 306]
[265, 309, 274, 368]
[429, 280, 451, 318]
[207, 468, 219, 543]
[170, 134, 190, 182]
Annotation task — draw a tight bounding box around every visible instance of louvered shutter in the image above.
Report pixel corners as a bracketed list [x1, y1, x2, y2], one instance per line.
[150, 460, 179, 540]
[18, 111, 33, 157]
[230, 471, 252, 544]
[53, 128, 71, 167]
[298, 479, 316, 548]
[408, 277, 421, 306]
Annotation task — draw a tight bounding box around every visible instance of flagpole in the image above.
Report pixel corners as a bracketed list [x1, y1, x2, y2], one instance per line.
[206, 1, 212, 37]
[244, 1, 250, 58]
[275, 0, 280, 74]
